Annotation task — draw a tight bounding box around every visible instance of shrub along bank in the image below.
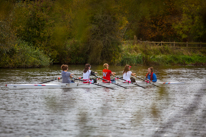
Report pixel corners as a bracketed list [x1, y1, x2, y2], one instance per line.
[120, 44, 206, 66]
[0, 41, 50, 68]
[1, 42, 205, 68]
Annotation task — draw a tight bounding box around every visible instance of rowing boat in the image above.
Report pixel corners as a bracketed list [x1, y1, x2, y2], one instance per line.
[5, 81, 184, 89]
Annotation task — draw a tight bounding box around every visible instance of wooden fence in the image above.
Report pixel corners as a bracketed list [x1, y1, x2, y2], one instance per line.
[122, 40, 206, 48]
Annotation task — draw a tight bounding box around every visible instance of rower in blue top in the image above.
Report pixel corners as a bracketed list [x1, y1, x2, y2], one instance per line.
[145, 67, 157, 82]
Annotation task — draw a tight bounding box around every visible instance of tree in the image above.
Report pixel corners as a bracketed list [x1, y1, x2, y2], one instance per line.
[173, 0, 206, 41]
[71, 0, 124, 64]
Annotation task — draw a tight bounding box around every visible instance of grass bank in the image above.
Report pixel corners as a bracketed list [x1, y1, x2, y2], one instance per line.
[120, 44, 206, 66]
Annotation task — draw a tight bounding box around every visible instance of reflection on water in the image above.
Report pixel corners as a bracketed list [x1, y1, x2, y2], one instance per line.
[0, 65, 206, 137]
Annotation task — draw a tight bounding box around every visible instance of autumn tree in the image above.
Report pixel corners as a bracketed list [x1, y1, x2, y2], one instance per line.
[173, 0, 206, 41]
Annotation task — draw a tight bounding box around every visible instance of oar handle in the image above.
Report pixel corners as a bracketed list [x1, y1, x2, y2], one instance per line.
[74, 78, 114, 89]
[115, 76, 145, 89]
[136, 76, 150, 82]
[95, 76, 127, 89]
[39, 77, 62, 84]
[94, 76, 111, 83]
[136, 76, 159, 87]
[115, 76, 130, 83]
[136, 76, 146, 81]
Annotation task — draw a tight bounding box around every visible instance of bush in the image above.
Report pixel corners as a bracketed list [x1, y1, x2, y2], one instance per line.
[120, 43, 206, 66]
[0, 41, 51, 68]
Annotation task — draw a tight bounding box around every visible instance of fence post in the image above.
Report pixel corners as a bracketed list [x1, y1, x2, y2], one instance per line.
[161, 41, 162, 46]
[186, 41, 188, 47]
[200, 42, 202, 48]
[174, 41, 175, 47]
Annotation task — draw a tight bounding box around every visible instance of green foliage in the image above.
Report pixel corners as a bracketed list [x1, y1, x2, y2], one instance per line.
[57, 40, 87, 64]
[0, 41, 50, 68]
[120, 44, 206, 66]
[149, 55, 206, 65]
[1, 0, 206, 68]
[12, 0, 55, 50]
[0, 1, 14, 20]
[70, 0, 123, 64]
[173, 0, 206, 41]
[121, 53, 143, 65]
[0, 20, 16, 52]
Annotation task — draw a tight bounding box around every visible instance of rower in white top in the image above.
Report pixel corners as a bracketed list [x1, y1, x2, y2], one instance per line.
[83, 64, 97, 83]
[123, 64, 136, 83]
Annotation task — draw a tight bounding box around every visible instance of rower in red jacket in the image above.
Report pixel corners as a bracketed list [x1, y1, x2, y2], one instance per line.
[102, 63, 116, 83]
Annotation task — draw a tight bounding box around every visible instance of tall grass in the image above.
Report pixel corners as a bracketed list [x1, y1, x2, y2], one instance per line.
[120, 44, 206, 66]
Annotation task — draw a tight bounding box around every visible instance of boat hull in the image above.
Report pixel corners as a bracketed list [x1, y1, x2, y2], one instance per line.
[5, 81, 184, 89]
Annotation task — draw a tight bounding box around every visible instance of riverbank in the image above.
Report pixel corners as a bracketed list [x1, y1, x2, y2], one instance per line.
[1, 42, 206, 68]
[120, 44, 206, 66]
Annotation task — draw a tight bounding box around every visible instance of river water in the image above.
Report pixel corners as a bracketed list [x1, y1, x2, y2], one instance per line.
[0, 65, 206, 137]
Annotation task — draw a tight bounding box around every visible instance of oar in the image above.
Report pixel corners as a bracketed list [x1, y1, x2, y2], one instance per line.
[136, 76, 159, 87]
[74, 78, 114, 89]
[115, 76, 145, 89]
[39, 77, 61, 84]
[94, 76, 128, 89]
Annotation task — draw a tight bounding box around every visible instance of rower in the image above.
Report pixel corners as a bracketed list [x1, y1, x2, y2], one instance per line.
[145, 67, 157, 82]
[123, 64, 136, 83]
[61, 64, 74, 83]
[102, 63, 116, 83]
[83, 64, 97, 83]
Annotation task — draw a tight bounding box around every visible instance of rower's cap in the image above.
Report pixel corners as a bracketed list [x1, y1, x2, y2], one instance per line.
[129, 66, 131, 68]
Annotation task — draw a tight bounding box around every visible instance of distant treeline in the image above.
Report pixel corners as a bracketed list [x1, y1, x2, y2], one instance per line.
[0, 0, 206, 67]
